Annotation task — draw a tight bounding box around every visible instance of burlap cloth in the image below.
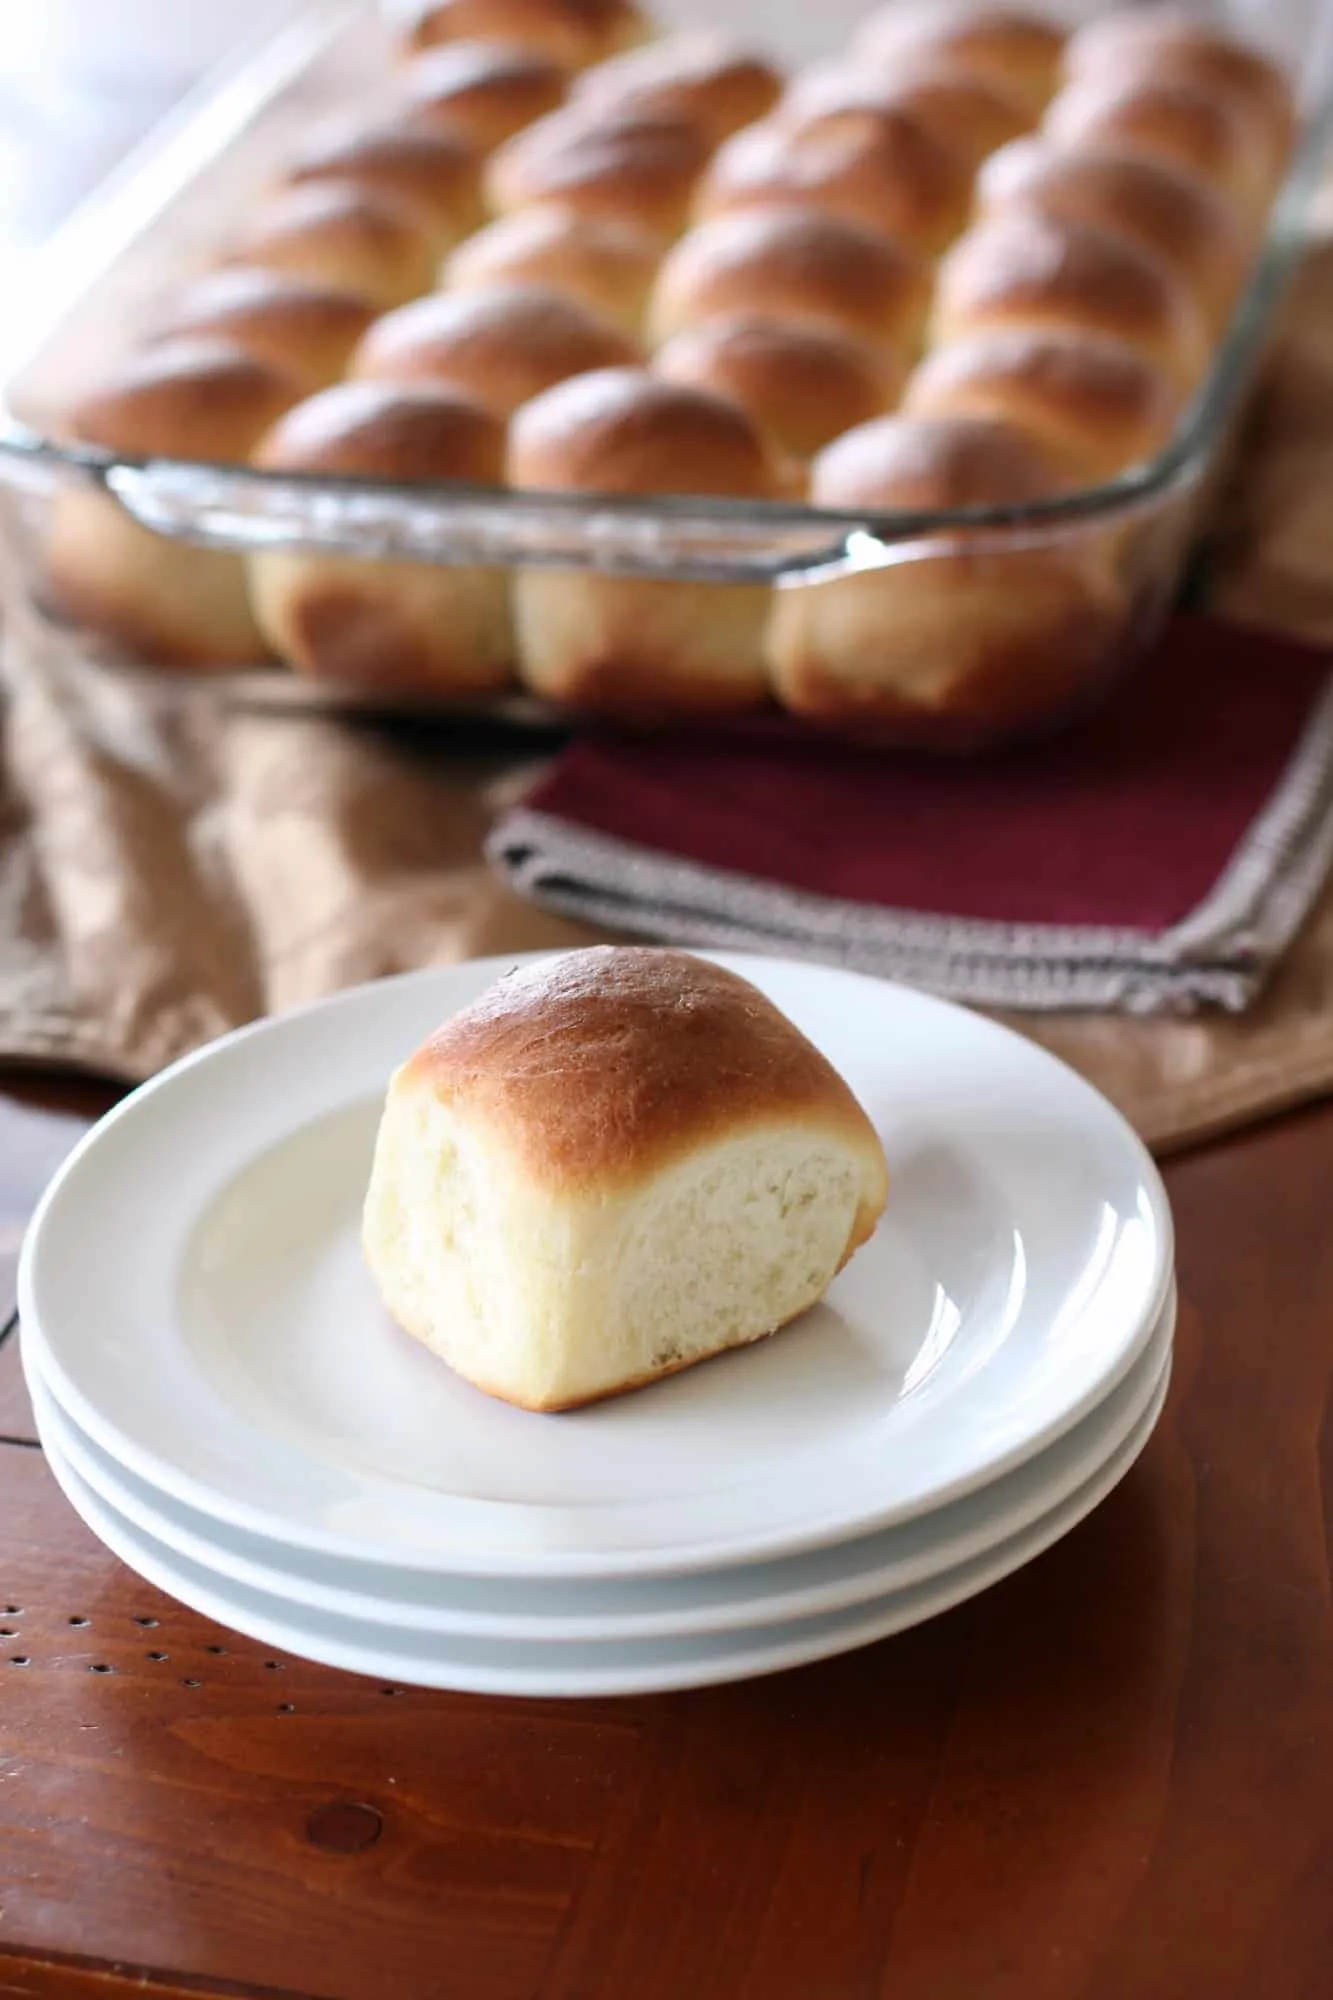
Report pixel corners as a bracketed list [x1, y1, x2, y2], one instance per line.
[5, 213, 1333, 1156]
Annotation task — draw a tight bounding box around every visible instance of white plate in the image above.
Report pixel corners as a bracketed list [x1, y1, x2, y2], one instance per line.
[26, 1287, 1174, 1642]
[19, 951, 1174, 1579]
[39, 1356, 1171, 1697]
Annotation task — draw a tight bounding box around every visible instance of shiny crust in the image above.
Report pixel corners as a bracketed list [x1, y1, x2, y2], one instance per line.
[810, 408, 1073, 509]
[403, 0, 649, 69]
[485, 107, 711, 241]
[282, 120, 484, 242]
[649, 207, 933, 350]
[1062, 15, 1295, 166]
[508, 365, 780, 496]
[781, 62, 1033, 169]
[251, 378, 506, 481]
[143, 270, 376, 391]
[440, 207, 658, 332]
[902, 327, 1179, 481]
[976, 137, 1248, 329]
[1043, 75, 1269, 215]
[224, 183, 438, 308]
[64, 339, 301, 460]
[851, 3, 1065, 115]
[570, 33, 783, 144]
[696, 105, 974, 258]
[655, 316, 904, 461]
[399, 42, 568, 152]
[350, 284, 640, 416]
[932, 211, 1209, 391]
[399, 946, 890, 1218]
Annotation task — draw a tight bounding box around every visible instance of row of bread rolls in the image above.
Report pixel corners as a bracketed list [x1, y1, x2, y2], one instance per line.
[44, 0, 1295, 729]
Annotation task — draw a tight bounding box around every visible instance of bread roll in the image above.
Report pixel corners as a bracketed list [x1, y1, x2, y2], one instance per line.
[440, 206, 657, 333]
[932, 211, 1209, 393]
[403, 0, 650, 70]
[351, 283, 640, 415]
[650, 208, 932, 352]
[485, 106, 711, 243]
[281, 119, 484, 253]
[1043, 75, 1273, 220]
[362, 946, 890, 1412]
[570, 32, 782, 144]
[143, 269, 376, 391]
[903, 327, 1179, 482]
[224, 183, 438, 309]
[247, 380, 512, 694]
[769, 413, 1117, 732]
[852, 3, 1065, 117]
[696, 105, 974, 259]
[780, 62, 1033, 170]
[508, 367, 782, 713]
[655, 316, 905, 461]
[46, 339, 300, 667]
[400, 42, 568, 153]
[976, 136, 1249, 333]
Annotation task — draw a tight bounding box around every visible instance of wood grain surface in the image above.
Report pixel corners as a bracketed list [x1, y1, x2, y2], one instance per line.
[3, 1082, 1333, 1999]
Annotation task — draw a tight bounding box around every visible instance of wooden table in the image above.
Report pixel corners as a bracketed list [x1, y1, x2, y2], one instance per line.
[4, 1069, 1333, 2000]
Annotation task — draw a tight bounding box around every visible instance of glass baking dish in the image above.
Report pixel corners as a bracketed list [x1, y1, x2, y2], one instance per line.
[0, 0, 1328, 750]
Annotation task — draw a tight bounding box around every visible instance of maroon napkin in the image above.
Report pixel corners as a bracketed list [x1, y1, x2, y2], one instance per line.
[489, 618, 1333, 1012]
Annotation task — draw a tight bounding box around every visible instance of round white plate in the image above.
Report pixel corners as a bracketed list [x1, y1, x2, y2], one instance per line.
[20, 951, 1174, 1579]
[39, 1357, 1171, 1698]
[26, 1287, 1175, 1642]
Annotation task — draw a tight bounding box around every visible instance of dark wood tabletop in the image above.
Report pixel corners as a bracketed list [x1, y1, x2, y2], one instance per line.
[4, 1069, 1333, 2000]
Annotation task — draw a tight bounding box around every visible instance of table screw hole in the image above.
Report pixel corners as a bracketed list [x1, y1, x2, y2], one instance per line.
[88, 1663, 113, 1675]
[68, 1616, 89, 1628]
[181, 1677, 202, 1688]
[148, 1651, 168, 1662]
[9, 1656, 30, 1666]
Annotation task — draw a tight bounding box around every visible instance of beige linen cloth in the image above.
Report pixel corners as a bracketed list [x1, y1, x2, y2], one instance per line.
[4, 214, 1333, 1155]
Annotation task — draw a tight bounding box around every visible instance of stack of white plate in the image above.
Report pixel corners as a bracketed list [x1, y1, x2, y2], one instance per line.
[19, 952, 1175, 1699]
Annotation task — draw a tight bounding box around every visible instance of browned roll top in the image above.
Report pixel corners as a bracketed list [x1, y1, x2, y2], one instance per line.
[65, 338, 301, 461]
[143, 270, 376, 391]
[486, 106, 712, 242]
[252, 377, 506, 482]
[404, 0, 650, 70]
[569, 32, 783, 144]
[851, 3, 1065, 116]
[655, 315, 904, 462]
[281, 118, 484, 244]
[223, 182, 438, 308]
[399, 41, 569, 152]
[441, 206, 659, 332]
[780, 62, 1034, 170]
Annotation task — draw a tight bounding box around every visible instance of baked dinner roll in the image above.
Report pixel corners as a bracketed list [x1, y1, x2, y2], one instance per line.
[440, 207, 658, 333]
[46, 339, 300, 667]
[399, 42, 568, 153]
[485, 106, 711, 243]
[780, 63, 1033, 171]
[362, 947, 890, 1412]
[649, 208, 932, 352]
[508, 367, 782, 713]
[696, 105, 975, 260]
[1043, 75, 1273, 221]
[224, 183, 438, 309]
[903, 327, 1179, 483]
[403, 0, 650, 70]
[281, 119, 484, 253]
[655, 316, 905, 461]
[769, 413, 1117, 733]
[351, 283, 640, 415]
[932, 211, 1209, 393]
[851, 3, 1065, 117]
[143, 269, 376, 391]
[570, 32, 783, 145]
[247, 380, 512, 694]
[975, 136, 1249, 333]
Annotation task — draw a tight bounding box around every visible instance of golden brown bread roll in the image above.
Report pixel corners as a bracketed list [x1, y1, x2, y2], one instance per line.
[47, 339, 301, 667]
[248, 379, 512, 694]
[281, 119, 484, 253]
[403, 0, 650, 69]
[1043, 75, 1273, 220]
[362, 946, 889, 1413]
[508, 366, 782, 713]
[769, 412, 1117, 734]
[932, 211, 1209, 393]
[224, 183, 438, 309]
[655, 315, 905, 462]
[902, 327, 1180, 483]
[399, 41, 568, 153]
[440, 206, 658, 333]
[569, 32, 783, 144]
[780, 62, 1033, 171]
[650, 207, 932, 352]
[143, 269, 376, 391]
[485, 106, 711, 243]
[695, 105, 975, 259]
[851, 3, 1065, 117]
[351, 283, 640, 415]
[975, 136, 1249, 333]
